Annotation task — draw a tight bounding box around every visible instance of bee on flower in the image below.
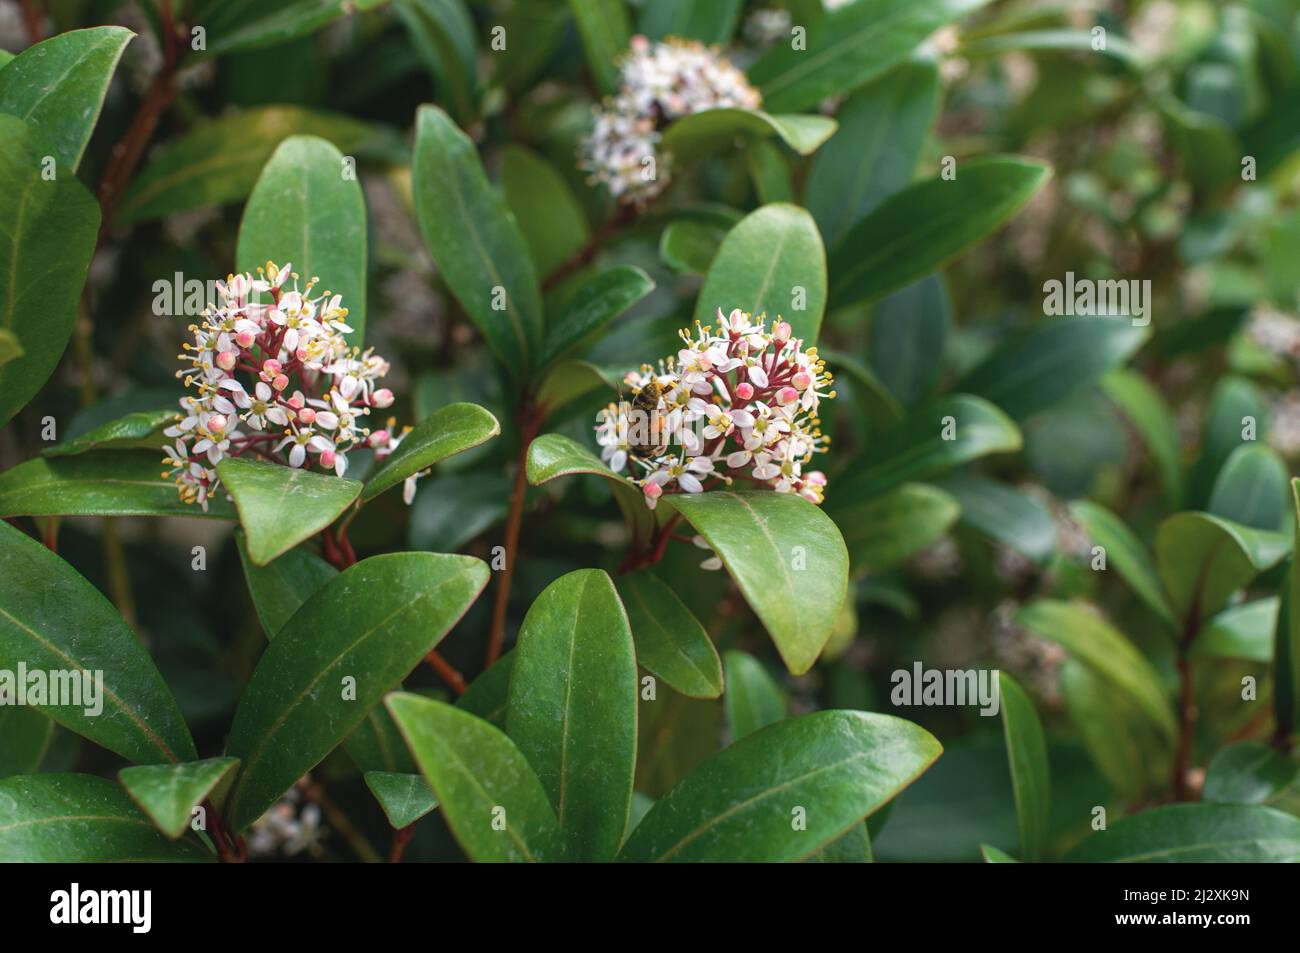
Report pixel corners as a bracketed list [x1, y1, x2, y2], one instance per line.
[593, 308, 835, 512]
[162, 261, 413, 510]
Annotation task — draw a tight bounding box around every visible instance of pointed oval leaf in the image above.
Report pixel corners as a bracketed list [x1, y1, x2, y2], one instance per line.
[866, 274, 949, 405]
[980, 843, 1019, 863]
[936, 475, 1055, 563]
[1208, 444, 1289, 532]
[0, 774, 210, 862]
[118, 757, 240, 839]
[217, 456, 362, 566]
[43, 409, 176, 458]
[615, 570, 723, 699]
[500, 145, 590, 277]
[1203, 742, 1300, 806]
[722, 650, 787, 741]
[364, 771, 438, 830]
[194, 0, 383, 55]
[998, 672, 1049, 862]
[0, 522, 196, 765]
[224, 552, 490, 831]
[235, 534, 336, 639]
[525, 432, 655, 545]
[1070, 500, 1176, 630]
[660, 108, 837, 163]
[1103, 369, 1184, 507]
[0, 707, 54, 777]
[618, 710, 941, 861]
[830, 482, 959, 575]
[506, 570, 636, 860]
[568, 0, 631, 93]
[538, 266, 655, 369]
[361, 402, 501, 503]
[1066, 803, 1300, 862]
[456, 651, 515, 729]
[236, 135, 368, 344]
[386, 693, 565, 861]
[1155, 511, 1285, 625]
[1194, 598, 1277, 662]
[694, 203, 827, 343]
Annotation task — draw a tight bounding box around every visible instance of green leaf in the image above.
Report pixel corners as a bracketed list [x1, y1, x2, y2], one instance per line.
[0, 115, 100, 428]
[364, 771, 438, 829]
[615, 570, 723, 699]
[568, 0, 631, 94]
[660, 109, 837, 163]
[217, 457, 361, 566]
[195, 0, 385, 55]
[1193, 598, 1277, 662]
[1160, 96, 1240, 191]
[413, 104, 542, 379]
[117, 106, 398, 225]
[867, 275, 949, 405]
[1155, 511, 1285, 625]
[829, 157, 1050, 307]
[0, 452, 234, 520]
[959, 29, 1143, 69]
[0, 774, 210, 862]
[42, 409, 176, 458]
[361, 402, 500, 503]
[0, 522, 197, 765]
[998, 672, 1049, 862]
[394, 0, 477, 123]
[1017, 599, 1177, 741]
[618, 710, 941, 861]
[825, 348, 904, 436]
[745, 138, 793, 204]
[386, 694, 565, 861]
[660, 219, 726, 275]
[980, 843, 1019, 863]
[1278, 480, 1300, 740]
[1202, 742, 1299, 807]
[524, 432, 654, 545]
[1065, 803, 1300, 862]
[507, 569, 637, 860]
[536, 359, 621, 418]
[1208, 445, 1289, 532]
[538, 266, 655, 369]
[665, 490, 849, 675]
[408, 472, 509, 552]
[748, 0, 989, 113]
[1069, 500, 1176, 629]
[0, 707, 54, 777]
[935, 475, 1055, 564]
[958, 317, 1148, 422]
[501, 145, 590, 277]
[830, 482, 959, 575]
[118, 758, 240, 839]
[638, 0, 741, 44]
[0, 328, 21, 367]
[456, 651, 515, 730]
[832, 395, 1022, 500]
[1103, 369, 1184, 508]
[1060, 660, 1161, 802]
[236, 135, 368, 345]
[0, 26, 133, 171]
[1189, 376, 1267, 508]
[694, 203, 827, 344]
[806, 822, 873, 863]
[722, 650, 787, 741]
[806, 56, 941, 246]
[224, 552, 489, 832]
[235, 534, 336, 639]
[344, 707, 417, 774]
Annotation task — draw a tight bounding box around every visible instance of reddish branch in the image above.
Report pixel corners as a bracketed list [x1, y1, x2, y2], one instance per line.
[424, 650, 467, 695]
[485, 406, 541, 667]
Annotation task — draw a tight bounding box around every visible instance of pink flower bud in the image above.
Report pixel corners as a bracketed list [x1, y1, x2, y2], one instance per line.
[235, 330, 256, 349]
[806, 471, 827, 486]
[296, 347, 308, 362]
[262, 359, 282, 377]
[208, 414, 228, 433]
[320, 450, 336, 470]
[773, 321, 792, 344]
[372, 388, 394, 408]
[370, 430, 390, 447]
[272, 374, 289, 392]
[644, 482, 663, 502]
[287, 391, 305, 410]
[216, 351, 237, 371]
[299, 408, 316, 425]
[792, 371, 812, 391]
[776, 386, 799, 406]
[735, 382, 754, 401]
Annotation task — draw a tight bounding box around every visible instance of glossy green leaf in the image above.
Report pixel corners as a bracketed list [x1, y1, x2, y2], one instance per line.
[619, 710, 941, 861]
[393, 0, 477, 123]
[0, 452, 234, 520]
[1194, 598, 1276, 662]
[0, 708, 54, 777]
[660, 219, 725, 275]
[364, 771, 438, 829]
[829, 157, 1049, 307]
[1203, 742, 1299, 807]
[936, 475, 1055, 564]
[636, 686, 721, 797]
[387, 694, 565, 861]
[833, 395, 1022, 500]
[0, 328, 20, 366]
[361, 402, 500, 503]
[1208, 444, 1289, 532]
[825, 348, 904, 436]
[615, 571, 723, 699]
[959, 29, 1143, 68]
[638, 0, 741, 44]
[568, 0, 631, 94]
[536, 359, 621, 418]
[0, 26, 133, 171]
[118, 106, 398, 225]
[998, 672, 1049, 862]
[981, 843, 1019, 863]
[694, 203, 826, 343]
[722, 650, 787, 741]
[344, 707, 417, 775]
[746, 138, 792, 204]
[501, 145, 589, 277]
[748, 0, 989, 113]
[665, 490, 849, 676]
[43, 409, 176, 458]
[1190, 376, 1267, 508]
[195, 0, 385, 55]
[413, 104, 542, 379]
[0, 522, 197, 765]
[830, 482, 959, 575]
[217, 457, 361, 566]
[1155, 512, 1285, 625]
[507, 570, 636, 861]
[1102, 369, 1184, 507]
[1278, 480, 1300, 740]
[1017, 599, 1177, 741]
[958, 317, 1148, 422]
[224, 553, 489, 831]
[0, 774, 210, 862]
[0, 115, 100, 428]
[118, 758, 239, 839]
[456, 651, 515, 730]
[1066, 804, 1300, 862]
[806, 57, 940, 246]
[806, 823, 873, 863]
[538, 266, 655, 369]
[525, 432, 655, 545]
[236, 135, 368, 344]
[1060, 660, 1161, 802]
[1069, 500, 1176, 629]
[660, 109, 837, 163]
[408, 472, 510, 552]
[235, 534, 336, 639]
[867, 275, 949, 406]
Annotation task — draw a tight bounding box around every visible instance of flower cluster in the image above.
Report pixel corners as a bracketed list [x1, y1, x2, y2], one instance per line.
[595, 308, 834, 510]
[581, 35, 761, 205]
[163, 262, 415, 510]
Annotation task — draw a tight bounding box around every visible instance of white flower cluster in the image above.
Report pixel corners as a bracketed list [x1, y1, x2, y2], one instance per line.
[581, 35, 761, 205]
[595, 308, 834, 510]
[163, 261, 414, 510]
[1247, 305, 1300, 359]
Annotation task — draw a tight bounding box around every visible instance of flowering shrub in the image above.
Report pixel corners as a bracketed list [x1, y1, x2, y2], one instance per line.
[0, 0, 1299, 880]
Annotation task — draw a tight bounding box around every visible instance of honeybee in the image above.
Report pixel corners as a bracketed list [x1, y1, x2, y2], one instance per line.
[625, 374, 675, 458]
